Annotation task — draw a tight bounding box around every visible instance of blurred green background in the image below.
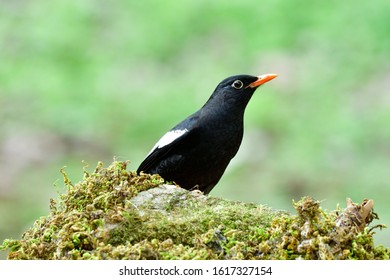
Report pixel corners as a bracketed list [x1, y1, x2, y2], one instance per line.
[1, 0, 389, 259]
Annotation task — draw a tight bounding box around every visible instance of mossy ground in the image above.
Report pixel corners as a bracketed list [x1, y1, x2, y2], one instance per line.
[1, 161, 389, 260]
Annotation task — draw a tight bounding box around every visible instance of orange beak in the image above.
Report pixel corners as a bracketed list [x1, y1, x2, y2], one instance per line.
[247, 73, 278, 88]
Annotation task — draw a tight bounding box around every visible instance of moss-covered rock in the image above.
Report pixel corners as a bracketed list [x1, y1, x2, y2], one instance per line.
[1, 161, 388, 259]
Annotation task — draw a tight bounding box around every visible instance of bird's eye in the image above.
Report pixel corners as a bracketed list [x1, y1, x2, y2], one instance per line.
[232, 80, 243, 89]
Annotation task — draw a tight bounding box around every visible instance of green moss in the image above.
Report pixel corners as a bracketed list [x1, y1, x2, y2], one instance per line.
[1, 161, 388, 260]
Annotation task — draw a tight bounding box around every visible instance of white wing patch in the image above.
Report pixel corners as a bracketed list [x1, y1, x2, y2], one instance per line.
[147, 129, 188, 156]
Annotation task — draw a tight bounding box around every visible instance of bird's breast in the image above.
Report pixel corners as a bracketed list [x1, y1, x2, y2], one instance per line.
[194, 120, 244, 158]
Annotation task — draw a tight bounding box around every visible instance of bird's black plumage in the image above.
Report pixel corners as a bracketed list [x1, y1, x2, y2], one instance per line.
[137, 73, 277, 194]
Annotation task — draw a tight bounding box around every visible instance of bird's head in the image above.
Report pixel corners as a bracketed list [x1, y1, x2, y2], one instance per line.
[205, 73, 277, 112]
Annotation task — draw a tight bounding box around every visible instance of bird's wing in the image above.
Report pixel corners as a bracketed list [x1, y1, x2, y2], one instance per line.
[137, 115, 198, 174]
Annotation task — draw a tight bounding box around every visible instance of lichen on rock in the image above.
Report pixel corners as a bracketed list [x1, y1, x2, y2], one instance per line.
[1, 161, 388, 260]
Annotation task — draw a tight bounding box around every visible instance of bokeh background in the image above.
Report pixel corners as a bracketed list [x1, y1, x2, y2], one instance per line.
[1, 0, 389, 259]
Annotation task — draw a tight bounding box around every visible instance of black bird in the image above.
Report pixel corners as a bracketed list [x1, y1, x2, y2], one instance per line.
[137, 73, 277, 194]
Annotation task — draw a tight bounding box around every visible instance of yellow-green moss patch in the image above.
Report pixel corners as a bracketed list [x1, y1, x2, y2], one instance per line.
[1, 161, 388, 259]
